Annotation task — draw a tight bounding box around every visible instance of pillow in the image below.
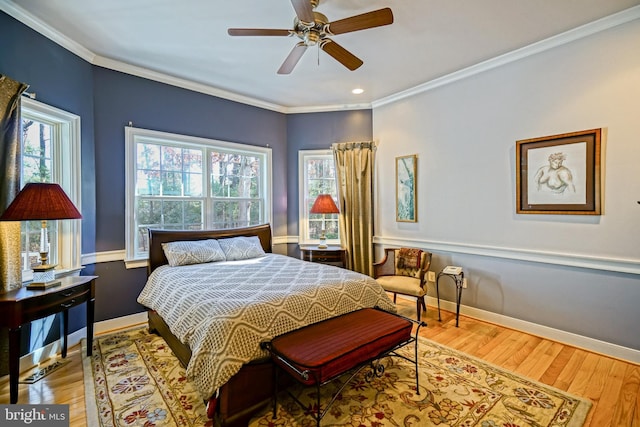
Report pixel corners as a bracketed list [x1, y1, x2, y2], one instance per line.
[162, 239, 226, 267]
[218, 236, 266, 261]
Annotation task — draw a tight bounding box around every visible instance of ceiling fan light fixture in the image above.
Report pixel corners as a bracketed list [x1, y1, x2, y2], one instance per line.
[305, 30, 321, 46]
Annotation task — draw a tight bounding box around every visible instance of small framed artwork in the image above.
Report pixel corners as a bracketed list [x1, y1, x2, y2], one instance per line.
[516, 128, 601, 215]
[396, 154, 417, 222]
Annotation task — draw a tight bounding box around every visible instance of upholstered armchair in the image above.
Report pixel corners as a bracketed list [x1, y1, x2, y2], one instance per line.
[373, 248, 432, 321]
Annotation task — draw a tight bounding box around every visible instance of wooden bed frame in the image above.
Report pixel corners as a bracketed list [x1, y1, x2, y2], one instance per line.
[144, 223, 278, 427]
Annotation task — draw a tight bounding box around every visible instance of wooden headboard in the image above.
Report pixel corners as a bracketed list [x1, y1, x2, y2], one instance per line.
[147, 223, 273, 276]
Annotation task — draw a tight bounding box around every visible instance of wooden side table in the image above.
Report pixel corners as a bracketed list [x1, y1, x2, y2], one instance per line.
[300, 246, 346, 268]
[0, 275, 97, 403]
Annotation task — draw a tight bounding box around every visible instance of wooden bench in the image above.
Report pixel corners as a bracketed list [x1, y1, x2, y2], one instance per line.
[262, 307, 426, 426]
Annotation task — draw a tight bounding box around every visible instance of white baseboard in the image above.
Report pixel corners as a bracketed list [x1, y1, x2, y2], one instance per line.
[18, 300, 639, 375]
[93, 312, 148, 335]
[412, 295, 640, 364]
[18, 312, 148, 373]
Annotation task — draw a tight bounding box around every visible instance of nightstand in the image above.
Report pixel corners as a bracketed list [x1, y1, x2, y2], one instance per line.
[0, 275, 97, 403]
[300, 246, 346, 268]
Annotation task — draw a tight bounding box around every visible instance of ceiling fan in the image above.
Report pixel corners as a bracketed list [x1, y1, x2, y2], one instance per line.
[227, 0, 393, 74]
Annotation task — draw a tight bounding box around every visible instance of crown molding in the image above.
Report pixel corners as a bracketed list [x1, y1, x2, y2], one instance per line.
[0, 0, 287, 112]
[372, 5, 640, 108]
[92, 55, 287, 113]
[0, 0, 96, 63]
[283, 103, 373, 114]
[3, 1, 639, 113]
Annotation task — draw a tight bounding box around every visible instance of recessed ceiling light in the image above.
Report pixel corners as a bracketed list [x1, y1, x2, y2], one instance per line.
[352, 88, 364, 95]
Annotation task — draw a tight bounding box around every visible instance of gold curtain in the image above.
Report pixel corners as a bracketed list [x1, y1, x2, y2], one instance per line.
[0, 75, 28, 376]
[0, 75, 28, 294]
[332, 141, 376, 276]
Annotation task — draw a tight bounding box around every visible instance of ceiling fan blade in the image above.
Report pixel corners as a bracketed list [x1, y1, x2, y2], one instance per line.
[320, 39, 363, 71]
[278, 42, 308, 74]
[290, 0, 315, 24]
[228, 28, 291, 36]
[326, 7, 394, 35]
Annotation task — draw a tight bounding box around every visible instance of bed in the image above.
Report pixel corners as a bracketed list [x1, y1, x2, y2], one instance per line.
[136, 224, 396, 426]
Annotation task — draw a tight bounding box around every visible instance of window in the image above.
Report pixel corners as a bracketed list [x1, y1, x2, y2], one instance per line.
[298, 150, 339, 245]
[19, 98, 82, 353]
[20, 97, 82, 279]
[125, 127, 272, 263]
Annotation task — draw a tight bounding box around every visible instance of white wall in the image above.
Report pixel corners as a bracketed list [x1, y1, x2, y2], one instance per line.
[373, 18, 640, 355]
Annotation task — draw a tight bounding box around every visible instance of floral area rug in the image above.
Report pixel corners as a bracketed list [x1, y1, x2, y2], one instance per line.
[82, 327, 209, 427]
[84, 327, 591, 427]
[250, 339, 591, 427]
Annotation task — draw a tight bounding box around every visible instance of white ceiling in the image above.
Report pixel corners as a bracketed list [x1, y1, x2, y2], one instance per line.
[3, 0, 640, 112]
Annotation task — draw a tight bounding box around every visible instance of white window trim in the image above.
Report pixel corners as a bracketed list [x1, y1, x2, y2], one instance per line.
[21, 97, 82, 281]
[124, 126, 272, 267]
[298, 149, 340, 246]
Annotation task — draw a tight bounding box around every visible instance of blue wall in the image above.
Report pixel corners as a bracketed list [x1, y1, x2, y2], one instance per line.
[89, 67, 288, 320]
[0, 11, 373, 328]
[0, 11, 97, 257]
[1, 11, 96, 334]
[91, 67, 288, 252]
[286, 110, 373, 246]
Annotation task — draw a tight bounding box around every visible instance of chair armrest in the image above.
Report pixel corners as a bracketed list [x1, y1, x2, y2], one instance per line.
[373, 248, 396, 278]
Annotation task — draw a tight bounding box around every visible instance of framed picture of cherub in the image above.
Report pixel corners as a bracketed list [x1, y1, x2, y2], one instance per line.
[516, 128, 601, 215]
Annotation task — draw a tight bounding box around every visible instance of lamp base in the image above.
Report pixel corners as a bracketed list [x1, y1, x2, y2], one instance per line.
[28, 264, 60, 290]
[318, 234, 328, 249]
[317, 228, 329, 249]
[26, 280, 62, 290]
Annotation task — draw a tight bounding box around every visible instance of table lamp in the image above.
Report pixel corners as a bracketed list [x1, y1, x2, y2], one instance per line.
[309, 194, 339, 249]
[0, 183, 82, 289]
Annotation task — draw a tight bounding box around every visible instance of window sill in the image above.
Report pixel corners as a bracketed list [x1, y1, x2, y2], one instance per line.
[125, 259, 149, 270]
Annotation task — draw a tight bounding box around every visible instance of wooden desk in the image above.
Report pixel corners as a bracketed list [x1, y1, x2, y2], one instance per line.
[300, 246, 346, 268]
[0, 275, 97, 403]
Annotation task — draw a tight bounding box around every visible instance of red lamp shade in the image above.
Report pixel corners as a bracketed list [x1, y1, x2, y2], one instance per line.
[0, 183, 82, 221]
[309, 194, 339, 215]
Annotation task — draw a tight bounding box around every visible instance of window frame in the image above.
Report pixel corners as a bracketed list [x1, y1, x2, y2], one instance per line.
[125, 127, 272, 266]
[298, 149, 340, 246]
[20, 97, 82, 281]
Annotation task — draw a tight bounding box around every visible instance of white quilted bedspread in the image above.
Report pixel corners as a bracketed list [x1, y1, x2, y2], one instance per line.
[137, 253, 396, 399]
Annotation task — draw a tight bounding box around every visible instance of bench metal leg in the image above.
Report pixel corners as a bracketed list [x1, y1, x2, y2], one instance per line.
[316, 365, 367, 425]
[272, 363, 278, 419]
[414, 321, 421, 394]
[316, 382, 321, 427]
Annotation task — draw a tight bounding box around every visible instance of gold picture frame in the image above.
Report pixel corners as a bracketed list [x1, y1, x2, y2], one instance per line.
[396, 154, 417, 222]
[516, 129, 601, 215]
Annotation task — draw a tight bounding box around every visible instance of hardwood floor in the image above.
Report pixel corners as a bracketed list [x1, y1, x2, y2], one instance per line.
[1, 299, 638, 426]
